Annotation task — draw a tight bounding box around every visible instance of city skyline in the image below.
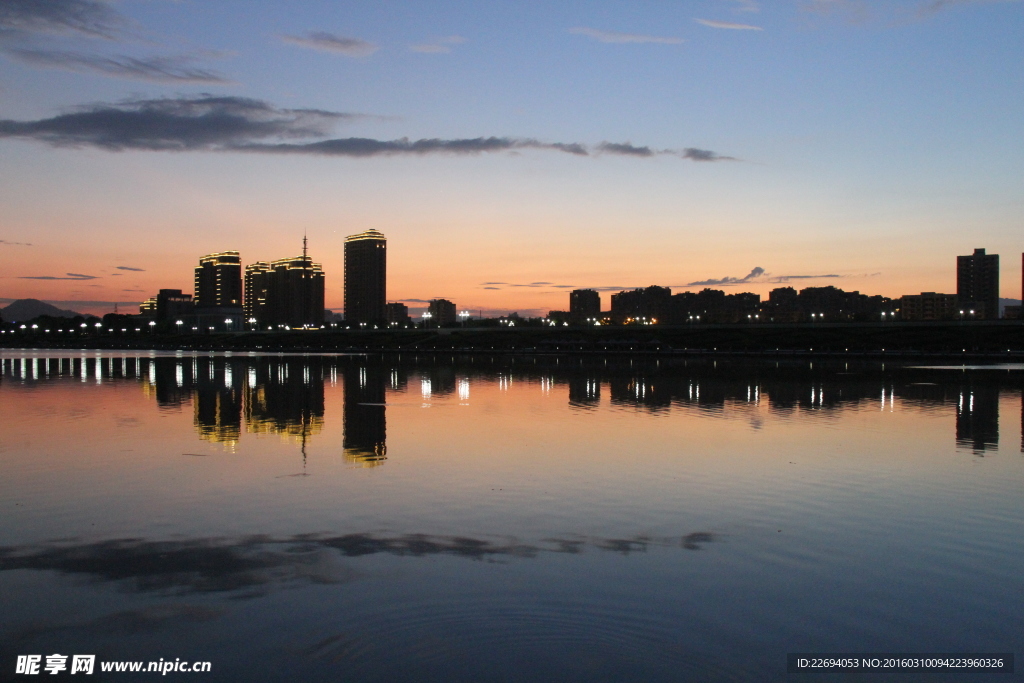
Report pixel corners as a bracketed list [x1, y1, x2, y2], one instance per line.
[1, 1, 1022, 317]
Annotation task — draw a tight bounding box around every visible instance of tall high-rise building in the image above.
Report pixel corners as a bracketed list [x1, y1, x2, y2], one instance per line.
[244, 240, 325, 328]
[957, 248, 999, 319]
[344, 229, 386, 325]
[194, 252, 242, 308]
[244, 262, 272, 323]
[569, 289, 601, 324]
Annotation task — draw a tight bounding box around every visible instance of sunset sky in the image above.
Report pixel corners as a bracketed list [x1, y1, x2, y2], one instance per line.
[1, 0, 1022, 317]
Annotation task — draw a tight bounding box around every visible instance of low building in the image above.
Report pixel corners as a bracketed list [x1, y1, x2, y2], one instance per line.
[140, 289, 194, 322]
[427, 299, 457, 327]
[900, 292, 958, 321]
[385, 302, 410, 326]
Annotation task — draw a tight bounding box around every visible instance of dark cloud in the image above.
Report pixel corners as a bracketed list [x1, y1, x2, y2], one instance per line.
[0, 96, 354, 151]
[598, 142, 735, 161]
[0, 0, 126, 39]
[0, 239, 32, 246]
[115, 266, 145, 271]
[483, 287, 501, 290]
[481, 282, 507, 285]
[599, 141, 654, 157]
[237, 136, 591, 157]
[680, 147, 733, 161]
[18, 272, 100, 280]
[4, 48, 232, 84]
[687, 266, 765, 287]
[0, 96, 733, 162]
[280, 31, 378, 57]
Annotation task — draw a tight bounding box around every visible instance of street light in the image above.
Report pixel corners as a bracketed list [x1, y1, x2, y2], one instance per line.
[149, 321, 156, 333]
[176, 320, 183, 333]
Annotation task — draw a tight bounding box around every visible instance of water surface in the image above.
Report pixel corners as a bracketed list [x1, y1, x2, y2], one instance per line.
[1, 351, 1022, 681]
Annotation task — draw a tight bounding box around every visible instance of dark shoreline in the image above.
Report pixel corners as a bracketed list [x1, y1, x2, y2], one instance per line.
[4, 320, 1024, 360]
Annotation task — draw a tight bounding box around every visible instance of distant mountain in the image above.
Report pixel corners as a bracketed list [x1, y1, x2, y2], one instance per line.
[1, 299, 83, 322]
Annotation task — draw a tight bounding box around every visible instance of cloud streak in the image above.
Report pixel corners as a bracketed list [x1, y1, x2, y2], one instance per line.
[596, 142, 734, 161]
[915, 0, 1021, 17]
[569, 27, 684, 44]
[19, 272, 100, 280]
[280, 31, 378, 57]
[4, 48, 232, 84]
[0, 239, 32, 246]
[0, 0, 126, 39]
[115, 266, 145, 271]
[771, 273, 841, 282]
[0, 96, 735, 162]
[410, 35, 466, 54]
[728, 0, 761, 12]
[694, 19, 764, 29]
[688, 266, 766, 287]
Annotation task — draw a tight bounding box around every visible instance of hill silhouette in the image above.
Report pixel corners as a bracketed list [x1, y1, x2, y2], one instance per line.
[1, 299, 83, 322]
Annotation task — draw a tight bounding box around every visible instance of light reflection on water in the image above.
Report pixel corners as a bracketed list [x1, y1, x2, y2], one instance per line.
[1, 351, 1023, 681]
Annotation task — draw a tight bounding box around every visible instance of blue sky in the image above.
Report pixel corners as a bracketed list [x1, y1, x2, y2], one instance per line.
[1, 0, 1022, 315]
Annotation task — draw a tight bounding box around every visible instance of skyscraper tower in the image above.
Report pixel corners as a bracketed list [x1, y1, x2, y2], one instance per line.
[344, 229, 386, 325]
[957, 248, 999, 319]
[194, 251, 242, 308]
[244, 239, 325, 329]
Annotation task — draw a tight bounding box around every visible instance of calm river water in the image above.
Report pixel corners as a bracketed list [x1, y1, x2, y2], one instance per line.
[1, 350, 1022, 681]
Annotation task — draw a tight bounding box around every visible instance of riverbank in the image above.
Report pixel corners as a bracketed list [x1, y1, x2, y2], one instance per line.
[4, 320, 1024, 359]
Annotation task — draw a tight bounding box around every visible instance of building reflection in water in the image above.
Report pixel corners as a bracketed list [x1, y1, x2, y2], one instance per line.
[193, 359, 243, 446]
[245, 359, 325, 444]
[3, 354, 1020, 458]
[342, 365, 387, 466]
[956, 384, 999, 454]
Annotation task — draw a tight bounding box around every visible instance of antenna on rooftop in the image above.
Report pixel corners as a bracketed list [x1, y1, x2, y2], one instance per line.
[303, 233, 308, 259]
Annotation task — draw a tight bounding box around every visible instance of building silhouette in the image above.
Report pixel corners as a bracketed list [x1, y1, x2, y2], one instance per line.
[194, 252, 242, 308]
[344, 229, 387, 325]
[900, 292, 958, 321]
[570, 289, 601, 325]
[385, 302, 410, 326]
[427, 298, 457, 326]
[140, 289, 194, 322]
[244, 240, 325, 329]
[957, 248, 999, 319]
[611, 286, 671, 324]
